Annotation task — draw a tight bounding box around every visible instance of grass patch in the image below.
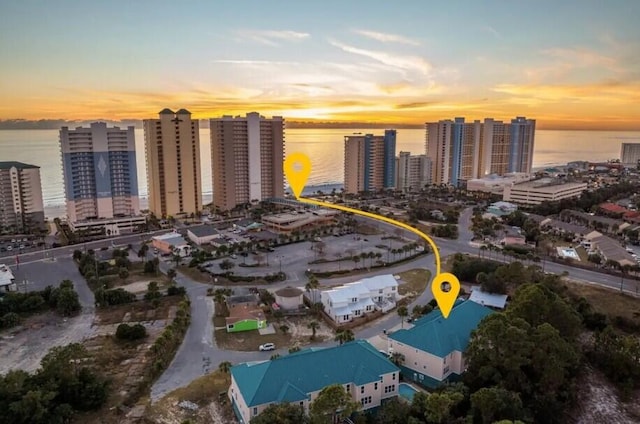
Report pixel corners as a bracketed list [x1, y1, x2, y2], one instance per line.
[397, 268, 432, 296]
[163, 370, 231, 406]
[564, 280, 640, 326]
[178, 265, 214, 283]
[214, 327, 292, 351]
[96, 296, 181, 325]
[355, 223, 380, 235]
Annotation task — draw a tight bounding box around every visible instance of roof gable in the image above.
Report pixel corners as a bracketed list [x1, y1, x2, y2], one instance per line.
[390, 300, 493, 357]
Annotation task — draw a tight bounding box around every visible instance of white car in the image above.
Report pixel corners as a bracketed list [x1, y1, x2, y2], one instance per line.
[259, 343, 275, 351]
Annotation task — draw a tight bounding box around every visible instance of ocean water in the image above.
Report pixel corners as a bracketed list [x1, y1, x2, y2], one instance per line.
[0, 128, 638, 217]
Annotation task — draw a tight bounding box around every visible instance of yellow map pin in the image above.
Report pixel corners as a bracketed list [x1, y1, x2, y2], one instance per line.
[284, 153, 312, 198]
[431, 272, 461, 319]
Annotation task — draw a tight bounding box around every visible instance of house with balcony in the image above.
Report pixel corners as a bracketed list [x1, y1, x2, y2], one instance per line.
[320, 274, 398, 324]
[229, 340, 400, 424]
[388, 299, 493, 388]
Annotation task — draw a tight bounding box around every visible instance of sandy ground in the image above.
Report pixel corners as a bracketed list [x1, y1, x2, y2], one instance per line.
[285, 316, 334, 342]
[0, 309, 96, 374]
[144, 400, 231, 424]
[573, 366, 640, 424]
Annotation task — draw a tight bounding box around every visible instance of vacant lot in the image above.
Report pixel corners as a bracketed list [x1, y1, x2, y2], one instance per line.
[214, 315, 332, 352]
[398, 268, 432, 298]
[145, 370, 234, 424]
[564, 280, 640, 326]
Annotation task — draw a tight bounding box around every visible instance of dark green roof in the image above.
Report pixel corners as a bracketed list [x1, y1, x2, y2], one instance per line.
[230, 340, 399, 407]
[176, 108, 191, 114]
[389, 300, 493, 358]
[0, 161, 39, 170]
[159, 108, 175, 114]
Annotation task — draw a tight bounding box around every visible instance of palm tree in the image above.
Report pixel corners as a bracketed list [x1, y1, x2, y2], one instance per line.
[218, 361, 232, 374]
[391, 352, 405, 366]
[305, 275, 320, 304]
[308, 321, 320, 340]
[397, 306, 408, 328]
[335, 329, 354, 345]
[352, 255, 361, 269]
[167, 268, 177, 281]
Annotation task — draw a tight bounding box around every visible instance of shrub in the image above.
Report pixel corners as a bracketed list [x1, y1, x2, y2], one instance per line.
[167, 285, 186, 296]
[115, 323, 147, 340]
[94, 287, 136, 307]
[1, 312, 20, 329]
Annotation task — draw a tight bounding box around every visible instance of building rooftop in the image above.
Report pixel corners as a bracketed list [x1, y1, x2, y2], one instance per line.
[469, 286, 508, 309]
[0, 264, 15, 287]
[159, 108, 175, 114]
[356, 274, 399, 291]
[226, 294, 258, 306]
[511, 179, 587, 193]
[389, 300, 493, 358]
[230, 340, 399, 407]
[176, 108, 191, 114]
[187, 225, 220, 238]
[275, 287, 303, 298]
[0, 161, 39, 170]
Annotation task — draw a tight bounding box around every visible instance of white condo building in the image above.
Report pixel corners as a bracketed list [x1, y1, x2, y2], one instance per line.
[621, 143, 640, 167]
[0, 162, 45, 233]
[396, 152, 431, 192]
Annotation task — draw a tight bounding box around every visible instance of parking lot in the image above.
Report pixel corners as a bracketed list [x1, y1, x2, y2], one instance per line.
[197, 232, 415, 283]
[0, 236, 42, 257]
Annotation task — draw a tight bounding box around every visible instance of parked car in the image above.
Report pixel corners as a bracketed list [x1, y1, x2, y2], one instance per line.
[259, 343, 275, 351]
[230, 254, 237, 259]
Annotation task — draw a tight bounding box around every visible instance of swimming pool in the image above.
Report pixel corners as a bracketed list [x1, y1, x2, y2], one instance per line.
[398, 383, 418, 402]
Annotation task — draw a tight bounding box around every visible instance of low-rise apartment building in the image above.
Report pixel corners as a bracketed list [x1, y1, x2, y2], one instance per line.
[261, 209, 339, 234]
[229, 340, 400, 424]
[388, 300, 493, 387]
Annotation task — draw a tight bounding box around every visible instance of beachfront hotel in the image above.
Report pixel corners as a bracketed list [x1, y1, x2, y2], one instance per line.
[344, 130, 397, 194]
[143, 109, 202, 218]
[426, 117, 536, 186]
[0, 161, 46, 234]
[396, 151, 431, 192]
[209, 112, 285, 211]
[59, 122, 140, 223]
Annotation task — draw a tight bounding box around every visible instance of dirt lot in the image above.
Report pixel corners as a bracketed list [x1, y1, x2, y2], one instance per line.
[572, 366, 640, 423]
[76, 296, 183, 423]
[564, 279, 640, 326]
[398, 269, 431, 298]
[145, 371, 235, 424]
[0, 309, 95, 374]
[214, 315, 333, 351]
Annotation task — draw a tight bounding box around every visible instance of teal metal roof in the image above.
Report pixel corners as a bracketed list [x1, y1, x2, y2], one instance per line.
[389, 300, 493, 358]
[230, 340, 399, 407]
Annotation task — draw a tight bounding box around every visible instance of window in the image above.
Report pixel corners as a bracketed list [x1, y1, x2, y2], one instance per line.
[392, 373, 396, 380]
[346, 384, 350, 392]
[299, 401, 304, 407]
[253, 407, 257, 416]
[360, 386, 365, 394]
[374, 383, 378, 390]
[444, 366, 450, 374]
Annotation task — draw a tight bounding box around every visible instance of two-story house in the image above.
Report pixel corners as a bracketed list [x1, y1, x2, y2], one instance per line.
[320, 274, 399, 324]
[388, 300, 493, 388]
[229, 340, 400, 424]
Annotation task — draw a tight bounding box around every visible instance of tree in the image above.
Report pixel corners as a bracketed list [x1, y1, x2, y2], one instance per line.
[167, 268, 177, 281]
[280, 324, 290, 335]
[118, 267, 129, 283]
[335, 329, 354, 345]
[305, 275, 320, 304]
[308, 321, 320, 340]
[390, 352, 404, 366]
[144, 281, 162, 301]
[397, 305, 408, 328]
[470, 387, 525, 424]
[424, 391, 464, 424]
[375, 398, 409, 424]
[218, 361, 232, 374]
[55, 287, 81, 316]
[251, 403, 308, 424]
[219, 259, 235, 275]
[309, 384, 360, 424]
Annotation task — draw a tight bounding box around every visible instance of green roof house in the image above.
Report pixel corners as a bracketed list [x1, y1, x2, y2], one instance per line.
[388, 299, 493, 388]
[228, 340, 400, 423]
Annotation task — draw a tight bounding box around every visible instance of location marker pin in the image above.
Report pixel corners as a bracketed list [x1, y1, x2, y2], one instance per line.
[284, 153, 312, 199]
[431, 272, 461, 319]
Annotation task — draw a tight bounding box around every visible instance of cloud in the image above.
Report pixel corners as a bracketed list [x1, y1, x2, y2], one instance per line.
[235, 29, 310, 46]
[329, 39, 432, 76]
[480, 25, 501, 39]
[353, 29, 420, 46]
[212, 59, 299, 66]
[542, 47, 619, 71]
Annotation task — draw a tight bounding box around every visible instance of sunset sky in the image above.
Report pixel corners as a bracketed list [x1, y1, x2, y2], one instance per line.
[1, 0, 638, 129]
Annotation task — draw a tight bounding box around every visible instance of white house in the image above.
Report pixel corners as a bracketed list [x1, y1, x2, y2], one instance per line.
[321, 274, 398, 323]
[388, 300, 493, 388]
[229, 340, 400, 424]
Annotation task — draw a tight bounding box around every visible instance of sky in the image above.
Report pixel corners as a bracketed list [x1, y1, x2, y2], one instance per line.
[0, 0, 639, 129]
